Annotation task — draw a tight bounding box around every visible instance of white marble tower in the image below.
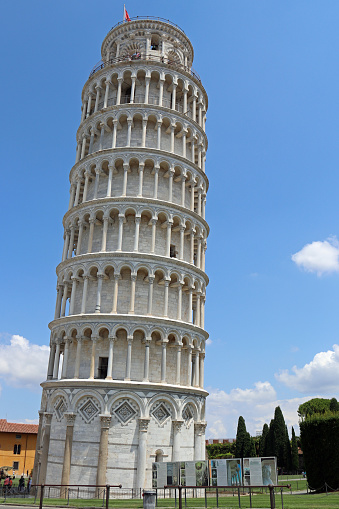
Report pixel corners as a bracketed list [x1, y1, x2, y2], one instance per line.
[34, 16, 209, 490]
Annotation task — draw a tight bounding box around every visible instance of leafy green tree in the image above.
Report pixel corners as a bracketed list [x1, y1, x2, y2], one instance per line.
[329, 398, 339, 413]
[206, 442, 236, 459]
[298, 398, 331, 419]
[291, 427, 299, 472]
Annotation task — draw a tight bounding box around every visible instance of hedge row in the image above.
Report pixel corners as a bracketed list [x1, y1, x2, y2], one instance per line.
[300, 413, 339, 490]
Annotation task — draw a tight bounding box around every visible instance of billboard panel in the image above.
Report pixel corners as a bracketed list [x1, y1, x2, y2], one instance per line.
[243, 457, 277, 486]
[210, 459, 242, 486]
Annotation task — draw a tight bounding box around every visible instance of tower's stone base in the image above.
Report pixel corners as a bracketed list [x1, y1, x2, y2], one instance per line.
[39, 381, 207, 489]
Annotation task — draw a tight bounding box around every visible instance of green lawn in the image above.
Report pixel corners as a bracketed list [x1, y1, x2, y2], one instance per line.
[1, 492, 339, 509]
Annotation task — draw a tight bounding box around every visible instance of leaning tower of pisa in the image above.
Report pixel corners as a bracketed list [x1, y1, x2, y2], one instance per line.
[34, 17, 209, 490]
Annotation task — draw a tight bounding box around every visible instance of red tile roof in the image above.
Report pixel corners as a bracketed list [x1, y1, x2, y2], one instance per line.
[0, 419, 38, 434]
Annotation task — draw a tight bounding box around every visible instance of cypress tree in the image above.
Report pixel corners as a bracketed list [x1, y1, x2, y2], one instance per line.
[235, 416, 247, 458]
[273, 406, 289, 470]
[248, 435, 257, 457]
[259, 423, 269, 456]
[265, 419, 275, 456]
[291, 426, 299, 472]
[285, 425, 292, 471]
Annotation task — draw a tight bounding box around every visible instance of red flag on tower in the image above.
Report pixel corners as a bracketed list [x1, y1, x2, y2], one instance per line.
[124, 5, 131, 22]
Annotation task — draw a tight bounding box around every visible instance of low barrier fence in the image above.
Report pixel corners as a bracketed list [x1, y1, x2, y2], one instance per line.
[164, 484, 291, 509]
[0, 482, 295, 508]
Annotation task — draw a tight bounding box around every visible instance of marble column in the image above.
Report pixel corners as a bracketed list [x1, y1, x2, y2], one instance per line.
[53, 340, 61, 379]
[61, 338, 70, 379]
[147, 276, 154, 315]
[32, 411, 44, 486]
[193, 350, 200, 388]
[172, 420, 183, 461]
[95, 274, 105, 313]
[74, 337, 82, 378]
[187, 346, 192, 386]
[125, 336, 133, 380]
[175, 344, 182, 385]
[38, 412, 53, 485]
[89, 337, 98, 379]
[47, 342, 56, 380]
[199, 353, 205, 388]
[136, 418, 150, 489]
[194, 422, 206, 460]
[54, 284, 63, 319]
[112, 274, 120, 313]
[161, 339, 168, 383]
[96, 415, 111, 491]
[106, 337, 116, 380]
[129, 273, 137, 314]
[143, 338, 151, 381]
[81, 276, 89, 313]
[60, 413, 76, 497]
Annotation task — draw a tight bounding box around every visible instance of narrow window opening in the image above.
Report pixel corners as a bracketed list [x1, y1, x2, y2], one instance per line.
[170, 245, 177, 258]
[98, 357, 108, 379]
[13, 444, 21, 455]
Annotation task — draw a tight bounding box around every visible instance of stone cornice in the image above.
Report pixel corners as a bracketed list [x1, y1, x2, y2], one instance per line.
[41, 378, 209, 398]
[48, 312, 209, 340]
[62, 195, 209, 235]
[56, 250, 209, 286]
[69, 147, 209, 190]
[77, 102, 208, 147]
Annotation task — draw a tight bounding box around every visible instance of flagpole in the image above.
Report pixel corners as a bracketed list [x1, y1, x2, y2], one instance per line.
[123, 4, 125, 22]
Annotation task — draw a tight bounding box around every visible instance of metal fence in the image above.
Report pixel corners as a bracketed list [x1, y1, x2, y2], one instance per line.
[0, 483, 294, 509]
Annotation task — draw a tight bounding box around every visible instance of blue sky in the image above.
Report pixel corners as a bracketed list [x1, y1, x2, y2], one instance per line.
[1, 0, 339, 437]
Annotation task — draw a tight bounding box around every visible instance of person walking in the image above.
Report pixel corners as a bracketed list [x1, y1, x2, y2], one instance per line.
[19, 476, 25, 492]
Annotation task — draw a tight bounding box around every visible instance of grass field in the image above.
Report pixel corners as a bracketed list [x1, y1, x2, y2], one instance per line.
[1, 492, 339, 509]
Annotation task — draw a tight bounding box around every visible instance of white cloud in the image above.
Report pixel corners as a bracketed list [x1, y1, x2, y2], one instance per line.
[0, 335, 49, 390]
[291, 236, 339, 275]
[206, 381, 308, 438]
[206, 338, 213, 346]
[276, 344, 339, 393]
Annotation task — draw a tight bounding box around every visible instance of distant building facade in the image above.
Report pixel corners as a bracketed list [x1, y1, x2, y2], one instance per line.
[206, 438, 235, 445]
[0, 419, 38, 476]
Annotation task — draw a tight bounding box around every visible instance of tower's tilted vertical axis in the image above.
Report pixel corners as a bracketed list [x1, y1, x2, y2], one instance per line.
[34, 17, 209, 489]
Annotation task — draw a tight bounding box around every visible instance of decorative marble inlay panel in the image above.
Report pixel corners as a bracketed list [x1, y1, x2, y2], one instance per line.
[54, 398, 67, 421]
[114, 401, 137, 425]
[152, 402, 171, 426]
[78, 398, 100, 423]
[182, 404, 194, 428]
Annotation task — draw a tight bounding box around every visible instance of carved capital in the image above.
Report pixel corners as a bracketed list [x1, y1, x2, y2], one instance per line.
[172, 420, 184, 433]
[65, 413, 76, 426]
[100, 414, 111, 429]
[44, 412, 53, 426]
[139, 418, 150, 432]
[194, 421, 207, 435]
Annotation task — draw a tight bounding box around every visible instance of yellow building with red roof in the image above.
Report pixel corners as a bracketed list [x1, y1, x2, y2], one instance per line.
[0, 419, 38, 476]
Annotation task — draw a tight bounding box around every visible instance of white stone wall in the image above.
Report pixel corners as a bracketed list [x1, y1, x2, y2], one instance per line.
[43, 386, 204, 488]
